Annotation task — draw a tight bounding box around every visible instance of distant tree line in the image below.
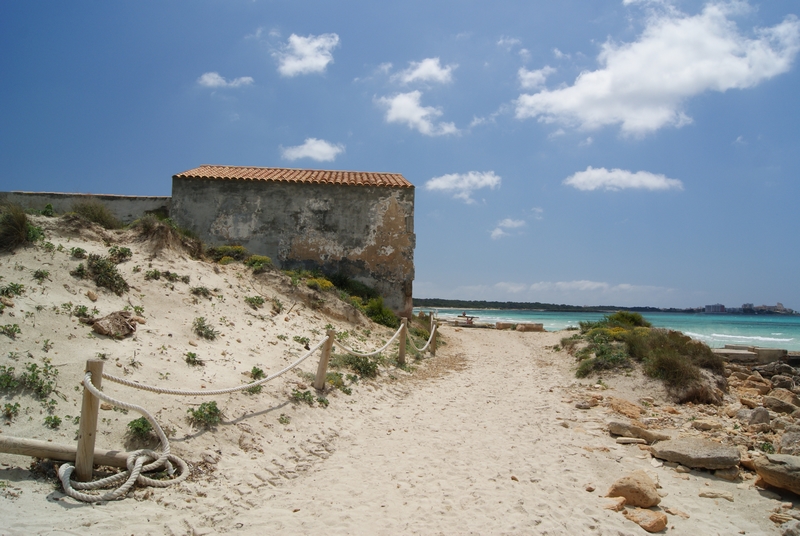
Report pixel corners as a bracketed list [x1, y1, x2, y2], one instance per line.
[412, 298, 692, 313]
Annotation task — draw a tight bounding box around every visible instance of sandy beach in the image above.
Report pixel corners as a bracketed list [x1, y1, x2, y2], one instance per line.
[0, 216, 792, 535]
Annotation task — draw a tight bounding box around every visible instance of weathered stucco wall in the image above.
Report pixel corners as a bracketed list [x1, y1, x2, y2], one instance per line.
[0, 191, 170, 224]
[170, 178, 415, 316]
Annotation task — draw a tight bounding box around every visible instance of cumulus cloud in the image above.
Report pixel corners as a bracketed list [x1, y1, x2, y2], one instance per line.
[516, 3, 800, 134]
[497, 36, 522, 49]
[564, 166, 683, 191]
[376, 91, 459, 136]
[197, 72, 254, 88]
[553, 48, 570, 59]
[280, 138, 345, 162]
[425, 171, 501, 203]
[274, 33, 340, 77]
[392, 58, 457, 84]
[491, 218, 526, 239]
[518, 66, 556, 89]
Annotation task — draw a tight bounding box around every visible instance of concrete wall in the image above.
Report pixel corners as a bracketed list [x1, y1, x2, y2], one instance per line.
[0, 191, 170, 224]
[171, 178, 415, 316]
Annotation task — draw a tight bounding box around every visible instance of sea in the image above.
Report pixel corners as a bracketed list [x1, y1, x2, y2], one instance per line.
[413, 308, 800, 352]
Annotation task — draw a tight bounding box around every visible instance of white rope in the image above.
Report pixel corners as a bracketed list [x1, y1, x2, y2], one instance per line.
[331, 323, 403, 357]
[406, 323, 437, 353]
[58, 372, 189, 502]
[102, 337, 329, 395]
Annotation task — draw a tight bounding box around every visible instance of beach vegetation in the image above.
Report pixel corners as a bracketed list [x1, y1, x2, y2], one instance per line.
[3, 402, 20, 420]
[185, 352, 204, 366]
[0, 204, 44, 251]
[33, 269, 50, 284]
[41, 204, 55, 217]
[69, 247, 87, 259]
[290, 388, 316, 406]
[1, 324, 21, 339]
[108, 245, 132, 263]
[127, 416, 154, 439]
[244, 255, 272, 273]
[71, 198, 122, 229]
[192, 317, 218, 340]
[207, 245, 249, 263]
[365, 297, 399, 328]
[44, 415, 61, 429]
[245, 295, 265, 309]
[278, 413, 291, 425]
[330, 352, 380, 378]
[84, 254, 130, 295]
[190, 286, 213, 299]
[0, 282, 25, 297]
[187, 401, 222, 428]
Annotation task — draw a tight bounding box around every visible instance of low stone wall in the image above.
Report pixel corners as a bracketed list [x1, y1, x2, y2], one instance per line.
[0, 191, 170, 224]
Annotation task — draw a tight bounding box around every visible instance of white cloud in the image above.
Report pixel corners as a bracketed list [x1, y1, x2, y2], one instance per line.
[197, 72, 254, 88]
[280, 138, 345, 162]
[518, 66, 556, 89]
[516, 4, 800, 134]
[519, 48, 531, 61]
[376, 91, 459, 136]
[531, 207, 544, 220]
[563, 166, 684, 191]
[497, 36, 522, 50]
[425, 171, 501, 203]
[553, 48, 571, 59]
[491, 218, 526, 239]
[393, 58, 457, 85]
[274, 33, 340, 77]
[733, 135, 746, 144]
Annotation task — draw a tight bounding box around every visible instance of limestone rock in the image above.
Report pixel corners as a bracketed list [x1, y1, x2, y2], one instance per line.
[603, 497, 626, 511]
[608, 421, 671, 445]
[754, 362, 797, 378]
[692, 419, 722, 431]
[606, 470, 660, 508]
[650, 437, 740, 470]
[754, 454, 800, 495]
[607, 397, 643, 420]
[781, 519, 800, 536]
[715, 467, 740, 481]
[699, 490, 734, 502]
[622, 508, 668, 533]
[771, 388, 800, 407]
[0, 297, 14, 307]
[749, 407, 771, 426]
[773, 375, 796, 390]
[86, 290, 98, 302]
[764, 396, 798, 415]
[743, 380, 771, 395]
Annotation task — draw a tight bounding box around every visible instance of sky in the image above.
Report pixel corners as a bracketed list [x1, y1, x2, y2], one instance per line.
[1, 0, 799, 310]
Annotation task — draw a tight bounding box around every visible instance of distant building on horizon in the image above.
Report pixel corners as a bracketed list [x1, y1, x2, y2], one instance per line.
[705, 303, 726, 313]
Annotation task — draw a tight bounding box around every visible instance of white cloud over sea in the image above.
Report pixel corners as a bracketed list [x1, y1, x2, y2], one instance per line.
[564, 166, 683, 191]
[280, 138, 344, 161]
[425, 171, 501, 203]
[274, 33, 340, 77]
[515, 3, 800, 134]
[197, 72, 254, 88]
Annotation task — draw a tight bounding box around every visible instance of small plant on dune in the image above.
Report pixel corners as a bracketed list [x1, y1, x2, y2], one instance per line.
[144, 269, 161, 280]
[0, 282, 25, 297]
[71, 198, 122, 229]
[207, 245, 249, 263]
[44, 415, 61, 429]
[42, 339, 54, 352]
[365, 297, 400, 329]
[187, 401, 222, 428]
[185, 352, 204, 366]
[108, 245, 132, 263]
[291, 389, 316, 406]
[244, 255, 272, 274]
[0, 365, 19, 391]
[70, 263, 88, 279]
[69, 246, 87, 259]
[40, 203, 55, 217]
[293, 335, 310, 349]
[244, 295, 265, 309]
[0, 324, 21, 339]
[272, 297, 283, 314]
[0, 204, 44, 251]
[218, 256, 235, 266]
[331, 353, 379, 379]
[316, 396, 329, 407]
[190, 286, 212, 299]
[306, 277, 334, 291]
[278, 413, 291, 425]
[126, 416, 154, 439]
[86, 254, 129, 295]
[73, 305, 90, 318]
[193, 317, 218, 340]
[245, 366, 266, 394]
[33, 269, 50, 284]
[3, 402, 20, 420]
[21, 361, 59, 399]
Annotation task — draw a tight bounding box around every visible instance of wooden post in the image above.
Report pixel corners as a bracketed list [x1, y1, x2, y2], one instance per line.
[430, 317, 438, 357]
[0, 436, 130, 468]
[313, 331, 335, 390]
[398, 318, 407, 366]
[75, 360, 103, 482]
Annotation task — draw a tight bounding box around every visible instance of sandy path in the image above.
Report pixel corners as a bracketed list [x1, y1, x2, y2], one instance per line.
[0, 327, 784, 535]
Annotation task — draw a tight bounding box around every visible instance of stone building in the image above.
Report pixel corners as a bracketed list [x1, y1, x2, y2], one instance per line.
[171, 165, 415, 317]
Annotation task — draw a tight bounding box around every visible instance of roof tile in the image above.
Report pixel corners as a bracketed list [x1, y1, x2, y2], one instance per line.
[173, 165, 413, 188]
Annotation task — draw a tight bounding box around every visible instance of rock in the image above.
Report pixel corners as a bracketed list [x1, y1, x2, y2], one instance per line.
[90, 311, 138, 339]
[603, 497, 626, 511]
[575, 401, 593, 410]
[754, 362, 797, 378]
[617, 437, 647, 445]
[743, 380, 771, 395]
[781, 519, 800, 536]
[765, 396, 798, 415]
[749, 423, 772, 434]
[772, 388, 800, 407]
[189, 340, 198, 347]
[773, 375, 796, 390]
[730, 371, 750, 381]
[606, 470, 660, 508]
[692, 419, 722, 431]
[749, 407, 771, 426]
[86, 290, 98, 302]
[699, 490, 734, 502]
[131, 315, 146, 324]
[100, 403, 113, 410]
[715, 467, 740, 481]
[0, 297, 14, 307]
[755, 454, 800, 495]
[607, 397, 643, 419]
[622, 508, 668, 533]
[664, 506, 690, 519]
[608, 421, 671, 444]
[515, 323, 544, 332]
[650, 437, 740, 470]
[584, 483, 595, 492]
[740, 397, 759, 409]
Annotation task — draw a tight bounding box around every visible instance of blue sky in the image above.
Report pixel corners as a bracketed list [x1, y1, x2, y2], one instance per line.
[2, 1, 798, 309]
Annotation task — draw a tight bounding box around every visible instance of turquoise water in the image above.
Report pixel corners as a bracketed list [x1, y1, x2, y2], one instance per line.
[414, 308, 800, 351]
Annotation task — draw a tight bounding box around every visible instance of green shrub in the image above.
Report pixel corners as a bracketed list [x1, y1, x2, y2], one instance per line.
[71, 199, 122, 229]
[44, 415, 61, 429]
[244, 295, 265, 309]
[3, 402, 20, 420]
[33, 269, 50, 283]
[108, 246, 132, 263]
[606, 311, 651, 328]
[41, 204, 55, 217]
[307, 278, 334, 291]
[244, 255, 272, 273]
[331, 353, 379, 378]
[365, 297, 399, 328]
[0, 365, 19, 391]
[329, 273, 380, 301]
[187, 401, 222, 428]
[185, 352, 204, 366]
[86, 254, 129, 295]
[191, 286, 213, 299]
[70, 247, 87, 259]
[0, 282, 25, 297]
[192, 317, 218, 340]
[127, 416, 154, 439]
[644, 347, 701, 388]
[219, 256, 234, 265]
[0, 204, 43, 251]
[291, 389, 316, 406]
[0, 324, 21, 339]
[207, 245, 249, 262]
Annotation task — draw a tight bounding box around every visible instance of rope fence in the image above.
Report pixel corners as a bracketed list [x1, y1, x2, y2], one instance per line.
[52, 315, 439, 502]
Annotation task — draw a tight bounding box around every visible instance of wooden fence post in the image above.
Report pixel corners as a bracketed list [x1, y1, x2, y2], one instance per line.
[398, 318, 407, 366]
[430, 317, 438, 357]
[313, 331, 335, 390]
[75, 359, 103, 482]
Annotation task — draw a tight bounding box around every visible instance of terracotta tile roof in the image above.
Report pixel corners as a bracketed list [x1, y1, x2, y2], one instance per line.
[173, 165, 413, 188]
